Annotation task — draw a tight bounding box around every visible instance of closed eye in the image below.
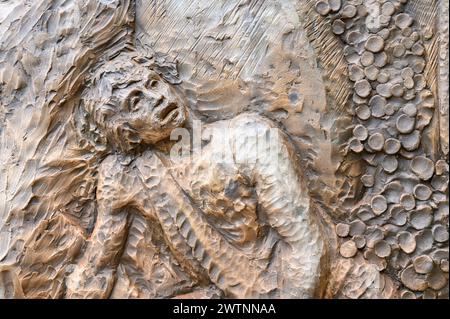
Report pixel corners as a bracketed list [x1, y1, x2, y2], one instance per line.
[145, 78, 160, 89]
[127, 90, 144, 111]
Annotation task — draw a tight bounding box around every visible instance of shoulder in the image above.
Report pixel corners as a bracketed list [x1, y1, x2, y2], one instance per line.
[98, 154, 126, 181]
[227, 113, 292, 173]
[228, 113, 289, 150]
[229, 113, 278, 132]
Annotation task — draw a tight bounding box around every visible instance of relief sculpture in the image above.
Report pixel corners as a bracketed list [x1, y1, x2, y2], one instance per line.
[0, 0, 448, 299]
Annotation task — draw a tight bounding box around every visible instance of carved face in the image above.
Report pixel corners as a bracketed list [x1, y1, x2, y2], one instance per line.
[82, 55, 187, 151]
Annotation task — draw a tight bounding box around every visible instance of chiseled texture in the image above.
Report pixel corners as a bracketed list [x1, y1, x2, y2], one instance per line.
[66, 110, 328, 299]
[0, 0, 448, 299]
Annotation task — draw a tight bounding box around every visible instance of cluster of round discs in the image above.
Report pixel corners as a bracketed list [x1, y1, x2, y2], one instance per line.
[315, 0, 448, 299]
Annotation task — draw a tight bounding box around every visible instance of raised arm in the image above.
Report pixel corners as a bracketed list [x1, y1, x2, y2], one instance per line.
[230, 114, 328, 298]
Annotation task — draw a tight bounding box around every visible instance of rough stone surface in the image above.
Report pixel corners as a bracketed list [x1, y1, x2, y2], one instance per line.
[0, 0, 447, 299]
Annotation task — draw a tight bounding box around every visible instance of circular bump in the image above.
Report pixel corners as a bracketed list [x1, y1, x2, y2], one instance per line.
[347, 30, 363, 45]
[402, 26, 413, 37]
[356, 105, 371, 120]
[410, 207, 433, 230]
[349, 138, 364, 153]
[379, 14, 391, 26]
[393, 44, 406, 57]
[361, 174, 374, 187]
[354, 79, 371, 98]
[391, 84, 404, 97]
[400, 130, 421, 151]
[376, 83, 392, 98]
[383, 181, 404, 203]
[374, 52, 388, 68]
[403, 89, 416, 101]
[411, 156, 434, 180]
[345, 52, 360, 64]
[371, 195, 388, 215]
[353, 124, 368, 141]
[395, 13, 413, 29]
[423, 289, 437, 299]
[430, 249, 448, 263]
[348, 64, 364, 81]
[357, 207, 374, 221]
[340, 240, 358, 258]
[384, 103, 396, 116]
[329, 0, 341, 11]
[377, 70, 390, 83]
[396, 114, 415, 134]
[384, 138, 401, 154]
[343, 45, 359, 58]
[353, 235, 366, 249]
[340, 4, 357, 18]
[377, 28, 390, 40]
[360, 51, 374, 67]
[336, 223, 350, 237]
[357, 6, 368, 19]
[401, 265, 428, 291]
[411, 43, 424, 56]
[364, 65, 379, 81]
[432, 192, 446, 203]
[404, 77, 415, 89]
[400, 193, 416, 211]
[374, 240, 391, 258]
[402, 67, 415, 79]
[365, 227, 384, 248]
[435, 159, 449, 176]
[435, 160, 449, 175]
[413, 184, 432, 201]
[343, 44, 357, 55]
[381, 1, 395, 15]
[416, 229, 434, 252]
[432, 225, 449, 243]
[402, 37, 414, 49]
[402, 103, 417, 117]
[401, 27, 412, 37]
[413, 255, 434, 274]
[390, 205, 408, 226]
[369, 95, 386, 118]
[409, 31, 420, 42]
[368, 132, 385, 151]
[315, 0, 330, 15]
[332, 19, 346, 35]
[401, 290, 416, 299]
[412, 60, 426, 74]
[398, 231, 416, 254]
[427, 267, 447, 291]
[349, 219, 366, 236]
[414, 74, 426, 90]
[441, 260, 449, 273]
[382, 156, 398, 173]
[423, 28, 434, 40]
[420, 89, 435, 107]
[365, 35, 384, 53]
[431, 175, 448, 192]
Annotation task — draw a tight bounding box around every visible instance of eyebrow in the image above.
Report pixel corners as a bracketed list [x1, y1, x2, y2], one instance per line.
[112, 78, 141, 89]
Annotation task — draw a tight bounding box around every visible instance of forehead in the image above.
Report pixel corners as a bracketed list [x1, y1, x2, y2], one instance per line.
[100, 62, 158, 82]
[91, 66, 163, 96]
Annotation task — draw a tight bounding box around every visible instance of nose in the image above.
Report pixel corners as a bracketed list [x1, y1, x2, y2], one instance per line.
[144, 91, 165, 108]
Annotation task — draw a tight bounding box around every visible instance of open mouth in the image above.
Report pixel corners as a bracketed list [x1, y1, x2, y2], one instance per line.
[159, 102, 178, 120]
[156, 102, 182, 125]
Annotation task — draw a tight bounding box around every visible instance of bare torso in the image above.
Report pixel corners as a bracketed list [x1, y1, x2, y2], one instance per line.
[67, 113, 327, 298]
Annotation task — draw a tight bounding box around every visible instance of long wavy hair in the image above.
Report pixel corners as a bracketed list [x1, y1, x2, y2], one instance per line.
[30, 50, 180, 234]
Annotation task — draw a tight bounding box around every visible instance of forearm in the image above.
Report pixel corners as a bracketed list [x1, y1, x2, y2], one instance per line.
[255, 157, 326, 298]
[230, 114, 326, 297]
